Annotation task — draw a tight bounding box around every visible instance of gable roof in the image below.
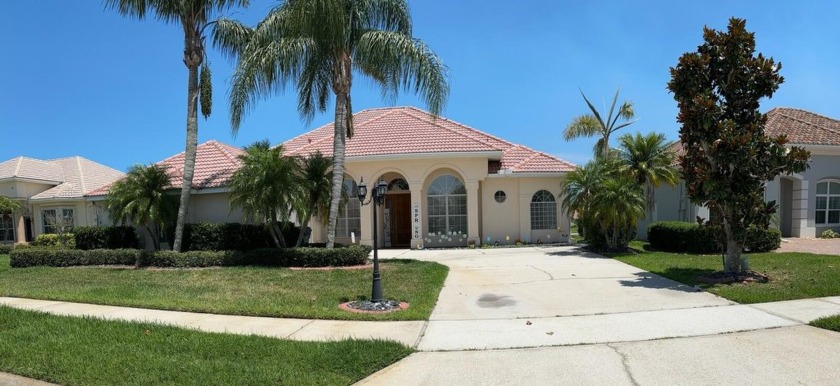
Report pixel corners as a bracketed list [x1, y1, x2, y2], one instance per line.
[0, 156, 124, 201]
[86, 140, 245, 197]
[282, 106, 575, 173]
[766, 107, 840, 146]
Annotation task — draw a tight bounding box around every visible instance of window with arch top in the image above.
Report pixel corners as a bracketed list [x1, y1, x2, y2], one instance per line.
[816, 180, 840, 225]
[530, 190, 557, 230]
[427, 175, 467, 236]
[337, 178, 361, 238]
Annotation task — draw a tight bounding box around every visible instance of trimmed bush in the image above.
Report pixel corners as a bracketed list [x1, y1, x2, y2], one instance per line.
[648, 221, 780, 253]
[10, 248, 142, 268]
[31, 233, 76, 249]
[0, 244, 13, 254]
[181, 222, 301, 251]
[821, 229, 840, 239]
[10, 245, 372, 269]
[74, 226, 139, 250]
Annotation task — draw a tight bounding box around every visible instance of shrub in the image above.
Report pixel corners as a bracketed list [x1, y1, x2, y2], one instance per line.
[648, 221, 780, 253]
[74, 226, 139, 250]
[10, 248, 142, 268]
[10, 245, 371, 268]
[31, 233, 76, 249]
[821, 229, 840, 239]
[181, 222, 301, 251]
[0, 244, 13, 254]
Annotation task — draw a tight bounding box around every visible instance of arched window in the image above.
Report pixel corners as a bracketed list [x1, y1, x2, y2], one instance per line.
[388, 178, 409, 192]
[427, 175, 467, 237]
[530, 190, 557, 230]
[816, 180, 840, 225]
[337, 177, 361, 238]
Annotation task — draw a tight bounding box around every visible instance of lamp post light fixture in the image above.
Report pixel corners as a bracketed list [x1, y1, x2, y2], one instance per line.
[358, 177, 388, 303]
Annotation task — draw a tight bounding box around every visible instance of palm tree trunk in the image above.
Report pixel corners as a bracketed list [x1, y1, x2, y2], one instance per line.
[172, 62, 200, 252]
[327, 54, 352, 249]
[296, 211, 312, 247]
[144, 224, 159, 251]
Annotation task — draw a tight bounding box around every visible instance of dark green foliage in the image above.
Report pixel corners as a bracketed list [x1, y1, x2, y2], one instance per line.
[31, 234, 75, 249]
[648, 221, 780, 254]
[181, 222, 300, 251]
[10, 248, 142, 268]
[10, 245, 371, 268]
[73, 226, 139, 250]
[0, 244, 12, 254]
[667, 18, 810, 272]
[199, 64, 212, 118]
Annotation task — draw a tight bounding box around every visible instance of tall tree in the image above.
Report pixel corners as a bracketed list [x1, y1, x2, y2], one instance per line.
[564, 88, 636, 158]
[294, 152, 333, 247]
[617, 132, 679, 218]
[228, 140, 300, 248]
[213, 0, 449, 248]
[106, 164, 177, 250]
[667, 18, 810, 274]
[105, 0, 250, 252]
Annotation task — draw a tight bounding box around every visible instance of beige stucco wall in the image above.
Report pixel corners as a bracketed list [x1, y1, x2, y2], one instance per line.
[188, 192, 247, 224]
[307, 155, 569, 248]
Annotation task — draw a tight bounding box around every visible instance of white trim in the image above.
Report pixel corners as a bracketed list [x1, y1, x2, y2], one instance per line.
[348, 151, 503, 162]
[0, 177, 62, 185]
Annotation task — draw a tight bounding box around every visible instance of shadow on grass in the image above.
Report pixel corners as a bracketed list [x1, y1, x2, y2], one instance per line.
[618, 270, 714, 292]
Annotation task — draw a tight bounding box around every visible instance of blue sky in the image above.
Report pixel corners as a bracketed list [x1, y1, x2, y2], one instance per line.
[2, 1, 839, 170]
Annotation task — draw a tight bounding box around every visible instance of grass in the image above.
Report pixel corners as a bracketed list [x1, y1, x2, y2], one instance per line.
[0, 306, 411, 386]
[609, 241, 840, 303]
[0, 256, 447, 321]
[810, 315, 840, 332]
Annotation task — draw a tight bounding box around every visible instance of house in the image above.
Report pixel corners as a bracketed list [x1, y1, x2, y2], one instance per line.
[643, 107, 840, 239]
[0, 156, 124, 244]
[282, 106, 576, 248]
[85, 140, 248, 248]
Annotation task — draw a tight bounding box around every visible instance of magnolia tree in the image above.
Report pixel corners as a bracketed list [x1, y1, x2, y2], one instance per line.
[667, 18, 810, 274]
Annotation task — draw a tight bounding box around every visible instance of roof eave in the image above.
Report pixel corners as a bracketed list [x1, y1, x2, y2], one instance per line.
[346, 150, 504, 162]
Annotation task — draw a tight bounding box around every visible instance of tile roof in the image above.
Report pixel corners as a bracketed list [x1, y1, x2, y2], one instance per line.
[766, 107, 840, 146]
[283, 106, 575, 173]
[86, 140, 245, 197]
[668, 107, 840, 158]
[0, 156, 124, 200]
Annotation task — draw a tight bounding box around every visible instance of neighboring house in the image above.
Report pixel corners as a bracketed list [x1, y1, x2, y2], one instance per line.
[282, 106, 576, 248]
[0, 156, 124, 244]
[642, 107, 840, 239]
[86, 140, 248, 248]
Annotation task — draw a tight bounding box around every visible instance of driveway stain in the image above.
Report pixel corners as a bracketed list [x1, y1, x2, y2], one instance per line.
[477, 294, 516, 308]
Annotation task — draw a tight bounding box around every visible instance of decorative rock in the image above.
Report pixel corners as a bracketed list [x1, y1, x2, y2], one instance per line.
[339, 300, 409, 313]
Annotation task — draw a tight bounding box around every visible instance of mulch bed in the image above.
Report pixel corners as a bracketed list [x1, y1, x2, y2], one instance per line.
[697, 271, 770, 284]
[339, 301, 409, 314]
[289, 264, 371, 271]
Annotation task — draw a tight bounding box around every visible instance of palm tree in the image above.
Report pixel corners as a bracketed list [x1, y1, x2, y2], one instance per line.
[213, 0, 449, 248]
[564, 88, 636, 158]
[589, 176, 646, 250]
[106, 164, 177, 250]
[560, 157, 619, 240]
[105, 0, 250, 252]
[229, 140, 300, 248]
[617, 132, 679, 218]
[293, 152, 332, 247]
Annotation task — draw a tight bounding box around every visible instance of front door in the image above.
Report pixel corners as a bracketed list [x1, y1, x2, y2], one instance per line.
[387, 194, 411, 247]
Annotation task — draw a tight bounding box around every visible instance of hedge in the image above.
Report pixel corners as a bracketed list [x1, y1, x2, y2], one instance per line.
[31, 234, 76, 249]
[10, 245, 372, 269]
[0, 244, 13, 254]
[647, 221, 781, 253]
[181, 222, 303, 251]
[74, 226, 139, 250]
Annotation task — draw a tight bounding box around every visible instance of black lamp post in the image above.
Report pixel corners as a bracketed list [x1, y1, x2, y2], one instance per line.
[358, 177, 388, 303]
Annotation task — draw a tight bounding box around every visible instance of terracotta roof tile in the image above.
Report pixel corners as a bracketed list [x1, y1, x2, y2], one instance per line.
[283, 107, 575, 173]
[766, 108, 840, 146]
[87, 140, 244, 197]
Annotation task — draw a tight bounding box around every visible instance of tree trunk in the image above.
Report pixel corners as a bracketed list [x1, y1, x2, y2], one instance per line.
[272, 220, 287, 248]
[296, 211, 312, 247]
[267, 221, 281, 248]
[144, 224, 159, 251]
[721, 213, 744, 273]
[326, 54, 352, 249]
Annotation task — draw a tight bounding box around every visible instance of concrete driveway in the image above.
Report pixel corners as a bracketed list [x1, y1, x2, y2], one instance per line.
[361, 246, 840, 385]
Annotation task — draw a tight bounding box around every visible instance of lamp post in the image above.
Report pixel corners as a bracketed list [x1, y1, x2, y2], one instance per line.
[358, 177, 388, 303]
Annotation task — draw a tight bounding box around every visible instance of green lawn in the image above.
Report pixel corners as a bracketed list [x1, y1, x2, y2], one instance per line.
[609, 242, 840, 303]
[810, 315, 840, 332]
[0, 306, 410, 386]
[0, 256, 447, 321]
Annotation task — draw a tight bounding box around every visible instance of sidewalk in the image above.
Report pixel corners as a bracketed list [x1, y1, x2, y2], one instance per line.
[0, 297, 425, 347]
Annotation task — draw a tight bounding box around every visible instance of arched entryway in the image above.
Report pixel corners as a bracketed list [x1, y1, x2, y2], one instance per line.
[380, 172, 412, 248]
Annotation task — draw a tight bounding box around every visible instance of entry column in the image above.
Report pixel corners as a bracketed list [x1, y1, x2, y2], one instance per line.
[466, 180, 480, 246]
[409, 184, 423, 249]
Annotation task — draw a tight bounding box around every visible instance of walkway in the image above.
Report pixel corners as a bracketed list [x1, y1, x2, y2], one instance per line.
[777, 237, 840, 254]
[3, 246, 840, 385]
